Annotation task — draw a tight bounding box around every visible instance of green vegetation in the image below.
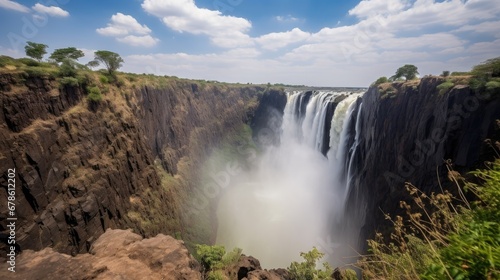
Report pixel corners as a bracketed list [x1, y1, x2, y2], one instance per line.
[470, 57, 500, 95]
[49, 47, 84, 64]
[25, 41, 48, 61]
[195, 244, 242, 279]
[60, 77, 79, 87]
[391, 64, 419, 81]
[88, 50, 124, 77]
[288, 247, 334, 280]
[442, 71, 450, 77]
[359, 160, 500, 279]
[87, 86, 103, 103]
[373, 76, 389, 86]
[437, 80, 455, 95]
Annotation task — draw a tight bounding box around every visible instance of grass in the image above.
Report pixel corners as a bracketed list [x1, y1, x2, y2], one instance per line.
[358, 159, 500, 279]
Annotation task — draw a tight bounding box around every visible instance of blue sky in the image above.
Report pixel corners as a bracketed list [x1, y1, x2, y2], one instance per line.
[0, 0, 499, 86]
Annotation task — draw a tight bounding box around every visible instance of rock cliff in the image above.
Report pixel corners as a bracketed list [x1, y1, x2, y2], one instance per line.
[344, 77, 500, 247]
[0, 72, 286, 258]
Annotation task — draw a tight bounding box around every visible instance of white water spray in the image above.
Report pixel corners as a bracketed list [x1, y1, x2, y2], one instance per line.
[216, 90, 364, 268]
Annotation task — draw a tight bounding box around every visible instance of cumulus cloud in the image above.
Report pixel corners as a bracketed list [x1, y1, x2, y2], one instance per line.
[275, 15, 300, 22]
[97, 13, 158, 47]
[141, 0, 252, 48]
[32, 3, 69, 17]
[123, 0, 500, 86]
[256, 28, 311, 50]
[117, 35, 160, 47]
[0, 0, 29, 13]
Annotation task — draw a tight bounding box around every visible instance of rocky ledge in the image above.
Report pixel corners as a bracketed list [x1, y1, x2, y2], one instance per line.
[0, 229, 202, 280]
[0, 228, 292, 280]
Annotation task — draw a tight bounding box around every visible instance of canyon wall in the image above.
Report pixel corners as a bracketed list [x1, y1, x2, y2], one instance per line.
[345, 77, 500, 247]
[0, 72, 286, 257]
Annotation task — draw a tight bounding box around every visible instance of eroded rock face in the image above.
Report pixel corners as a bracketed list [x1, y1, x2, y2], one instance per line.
[0, 229, 202, 280]
[0, 73, 286, 258]
[345, 77, 500, 247]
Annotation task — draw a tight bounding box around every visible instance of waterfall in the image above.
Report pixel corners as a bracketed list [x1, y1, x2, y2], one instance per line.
[216, 89, 365, 269]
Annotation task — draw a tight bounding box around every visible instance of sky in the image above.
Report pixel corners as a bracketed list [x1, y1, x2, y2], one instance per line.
[0, 0, 499, 87]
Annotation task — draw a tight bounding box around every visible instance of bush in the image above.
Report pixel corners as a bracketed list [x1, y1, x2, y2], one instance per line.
[442, 70, 450, 77]
[195, 244, 226, 271]
[25, 67, 49, 78]
[60, 77, 79, 87]
[359, 160, 500, 280]
[99, 75, 109, 84]
[437, 81, 454, 95]
[485, 80, 500, 93]
[373, 76, 389, 86]
[207, 270, 227, 280]
[87, 86, 103, 102]
[59, 60, 77, 77]
[17, 57, 40, 67]
[288, 247, 333, 280]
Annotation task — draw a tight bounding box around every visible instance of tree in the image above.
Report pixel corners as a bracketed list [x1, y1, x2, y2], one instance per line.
[288, 247, 333, 280]
[49, 47, 84, 63]
[391, 64, 419, 80]
[373, 76, 389, 86]
[471, 57, 500, 77]
[89, 50, 123, 76]
[25, 41, 48, 61]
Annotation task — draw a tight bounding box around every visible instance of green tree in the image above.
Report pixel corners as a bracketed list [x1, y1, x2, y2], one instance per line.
[288, 247, 333, 280]
[391, 64, 419, 80]
[471, 57, 500, 77]
[25, 41, 48, 61]
[373, 76, 389, 85]
[89, 50, 123, 76]
[49, 47, 84, 63]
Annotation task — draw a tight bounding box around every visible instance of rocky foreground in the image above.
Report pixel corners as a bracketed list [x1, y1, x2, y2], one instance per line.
[0, 229, 290, 280]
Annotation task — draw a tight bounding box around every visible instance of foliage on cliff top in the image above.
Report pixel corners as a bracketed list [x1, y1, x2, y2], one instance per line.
[470, 57, 500, 94]
[288, 247, 334, 280]
[358, 159, 500, 279]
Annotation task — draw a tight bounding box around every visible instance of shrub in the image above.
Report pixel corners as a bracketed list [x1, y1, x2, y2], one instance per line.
[288, 247, 333, 280]
[195, 244, 226, 271]
[359, 160, 500, 280]
[99, 75, 109, 84]
[87, 86, 103, 102]
[207, 270, 227, 280]
[17, 57, 40, 67]
[60, 77, 79, 87]
[373, 76, 389, 86]
[442, 70, 450, 77]
[59, 60, 77, 77]
[437, 81, 454, 95]
[25, 67, 49, 78]
[0, 56, 15, 67]
[485, 80, 500, 93]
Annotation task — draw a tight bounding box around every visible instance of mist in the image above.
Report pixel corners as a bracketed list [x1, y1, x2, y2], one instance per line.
[215, 91, 363, 269]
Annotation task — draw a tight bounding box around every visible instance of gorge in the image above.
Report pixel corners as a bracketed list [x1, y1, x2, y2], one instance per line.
[0, 67, 499, 278]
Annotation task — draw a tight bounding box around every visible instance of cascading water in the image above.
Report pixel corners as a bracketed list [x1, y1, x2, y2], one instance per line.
[216, 90, 365, 268]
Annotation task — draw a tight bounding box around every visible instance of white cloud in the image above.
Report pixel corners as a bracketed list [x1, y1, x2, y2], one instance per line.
[97, 13, 151, 36]
[256, 28, 311, 50]
[349, 0, 409, 18]
[0, 0, 29, 13]
[97, 13, 158, 47]
[142, 0, 252, 48]
[32, 3, 69, 17]
[276, 15, 300, 22]
[121, 0, 500, 87]
[117, 35, 159, 47]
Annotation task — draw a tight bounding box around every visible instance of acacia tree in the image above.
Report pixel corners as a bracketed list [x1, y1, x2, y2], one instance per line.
[25, 41, 48, 61]
[391, 64, 419, 80]
[49, 47, 84, 63]
[88, 50, 123, 76]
